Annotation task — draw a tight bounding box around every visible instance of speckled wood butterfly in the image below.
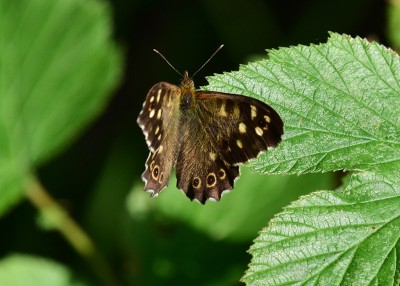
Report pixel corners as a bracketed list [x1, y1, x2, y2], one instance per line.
[137, 46, 284, 204]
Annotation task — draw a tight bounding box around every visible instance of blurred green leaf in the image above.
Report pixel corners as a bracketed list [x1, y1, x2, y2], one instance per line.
[387, 0, 400, 50]
[0, 0, 121, 215]
[0, 254, 86, 286]
[129, 169, 333, 241]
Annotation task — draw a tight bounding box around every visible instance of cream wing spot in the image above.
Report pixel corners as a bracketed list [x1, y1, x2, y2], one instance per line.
[157, 109, 162, 119]
[239, 122, 247, 134]
[155, 126, 160, 135]
[233, 104, 240, 117]
[209, 152, 217, 161]
[149, 109, 155, 118]
[251, 105, 257, 119]
[156, 89, 162, 102]
[264, 115, 271, 123]
[219, 102, 227, 117]
[255, 126, 264, 136]
[236, 139, 243, 148]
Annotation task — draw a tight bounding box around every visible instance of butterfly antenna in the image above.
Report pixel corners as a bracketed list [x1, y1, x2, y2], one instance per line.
[153, 49, 182, 77]
[192, 44, 224, 77]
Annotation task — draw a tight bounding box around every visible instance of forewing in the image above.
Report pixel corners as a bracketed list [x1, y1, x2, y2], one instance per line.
[196, 91, 284, 165]
[137, 82, 181, 195]
[137, 82, 181, 152]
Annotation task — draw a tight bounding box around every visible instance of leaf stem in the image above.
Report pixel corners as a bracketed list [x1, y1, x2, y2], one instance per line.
[24, 174, 121, 286]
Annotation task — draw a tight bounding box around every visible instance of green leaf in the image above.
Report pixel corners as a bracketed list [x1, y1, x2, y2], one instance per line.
[0, 254, 87, 286]
[205, 33, 400, 177]
[0, 0, 121, 215]
[203, 33, 400, 284]
[242, 172, 400, 285]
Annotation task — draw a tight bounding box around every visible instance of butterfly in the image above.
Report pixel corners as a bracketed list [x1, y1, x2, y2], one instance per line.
[137, 47, 284, 204]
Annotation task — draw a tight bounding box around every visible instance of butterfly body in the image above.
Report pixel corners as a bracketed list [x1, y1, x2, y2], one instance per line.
[137, 71, 283, 204]
[178, 74, 195, 111]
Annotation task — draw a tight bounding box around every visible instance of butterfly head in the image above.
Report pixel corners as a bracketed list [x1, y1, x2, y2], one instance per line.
[180, 71, 196, 93]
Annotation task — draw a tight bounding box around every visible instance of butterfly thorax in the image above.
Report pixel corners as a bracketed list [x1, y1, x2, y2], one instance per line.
[179, 71, 196, 111]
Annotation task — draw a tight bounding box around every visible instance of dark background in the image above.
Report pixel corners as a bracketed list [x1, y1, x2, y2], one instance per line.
[0, 0, 387, 285]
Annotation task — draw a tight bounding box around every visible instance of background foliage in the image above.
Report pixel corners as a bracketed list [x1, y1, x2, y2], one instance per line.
[0, 0, 397, 285]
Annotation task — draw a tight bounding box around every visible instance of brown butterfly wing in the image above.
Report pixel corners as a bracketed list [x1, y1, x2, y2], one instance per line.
[137, 82, 181, 196]
[195, 91, 284, 165]
[175, 109, 239, 203]
[137, 82, 181, 152]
